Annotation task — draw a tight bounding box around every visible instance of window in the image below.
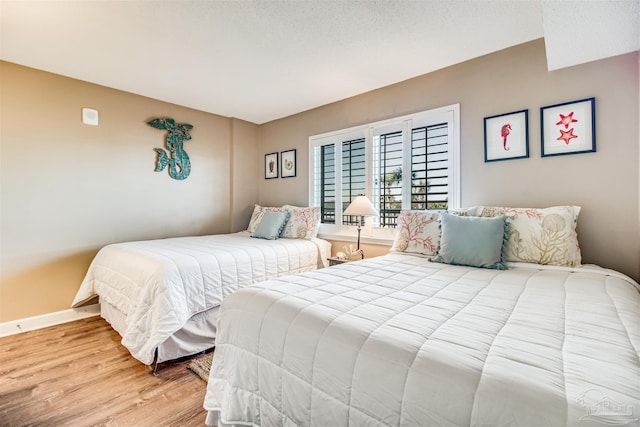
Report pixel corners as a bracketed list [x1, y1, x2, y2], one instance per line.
[309, 104, 460, 242]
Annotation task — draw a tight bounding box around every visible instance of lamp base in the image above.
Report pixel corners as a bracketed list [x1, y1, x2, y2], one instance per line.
[356, 225, 364, 259]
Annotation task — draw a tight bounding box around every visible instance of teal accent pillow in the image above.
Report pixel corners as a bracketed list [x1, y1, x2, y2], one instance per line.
[432, 212, 507, 270]
[251, 211, 290, 240]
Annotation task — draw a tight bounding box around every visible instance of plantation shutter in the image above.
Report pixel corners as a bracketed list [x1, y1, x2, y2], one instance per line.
[411, 123, 449, 211]
[375, 131, 404, 227]
[341, 138, 366, 225]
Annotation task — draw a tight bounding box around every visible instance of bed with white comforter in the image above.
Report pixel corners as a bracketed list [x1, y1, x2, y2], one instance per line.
[72, 231, 330, 365]
[204, 252, 640, 426]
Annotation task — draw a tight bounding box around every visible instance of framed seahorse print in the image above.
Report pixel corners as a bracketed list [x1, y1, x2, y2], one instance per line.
[484, 109, 529, 162]
[541, 97, 595, 157]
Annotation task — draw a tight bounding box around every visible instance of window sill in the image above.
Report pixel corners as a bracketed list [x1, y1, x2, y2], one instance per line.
[317, 232, 394, 247]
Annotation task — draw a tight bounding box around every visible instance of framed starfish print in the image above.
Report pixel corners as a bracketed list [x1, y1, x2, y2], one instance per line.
[541, 97, 595, 157]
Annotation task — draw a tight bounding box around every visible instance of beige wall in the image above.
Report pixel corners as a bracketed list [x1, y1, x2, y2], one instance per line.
[259, 39, 640, 281]
[230, 118, 260, 232]
[2, 39, 638, 323]
[0, 61, 259, 322]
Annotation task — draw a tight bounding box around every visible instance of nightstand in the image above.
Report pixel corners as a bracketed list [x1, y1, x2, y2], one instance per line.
[327, 257, 350, 266]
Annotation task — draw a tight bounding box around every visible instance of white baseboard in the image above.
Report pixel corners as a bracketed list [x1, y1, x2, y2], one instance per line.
[0, 304, 101, 338]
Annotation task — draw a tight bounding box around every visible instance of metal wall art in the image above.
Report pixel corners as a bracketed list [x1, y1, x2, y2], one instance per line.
[148, 117, 193, 180]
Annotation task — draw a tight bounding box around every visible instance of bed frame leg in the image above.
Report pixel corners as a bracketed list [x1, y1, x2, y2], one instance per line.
[152, 348, 159, 376]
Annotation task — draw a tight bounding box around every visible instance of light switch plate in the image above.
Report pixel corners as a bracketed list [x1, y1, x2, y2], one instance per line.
[82, 108, 99, 126]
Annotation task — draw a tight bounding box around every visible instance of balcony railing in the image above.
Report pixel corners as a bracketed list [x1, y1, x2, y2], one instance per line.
[321, 203, 447, 230]
[321, 209, 402, 228]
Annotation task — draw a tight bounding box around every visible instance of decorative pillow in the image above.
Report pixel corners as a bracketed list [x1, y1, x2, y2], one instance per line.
[251, 211, 290, 240]
[390, 210, 441, 256]
[479, 205, 581, 267]
[432, 212, 507, 270]
[281, 205, 321, 239]
[247, 204, 283, 234]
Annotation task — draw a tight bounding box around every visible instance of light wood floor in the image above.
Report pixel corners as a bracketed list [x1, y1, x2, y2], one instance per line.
[0, 316, 209, 427]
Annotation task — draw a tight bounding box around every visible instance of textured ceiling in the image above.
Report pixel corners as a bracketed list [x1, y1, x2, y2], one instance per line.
[1, 1, 638, 124]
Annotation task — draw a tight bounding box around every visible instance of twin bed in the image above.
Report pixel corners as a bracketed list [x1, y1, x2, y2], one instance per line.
[72, 205, 329, 364]
[203, 206, 640, 426]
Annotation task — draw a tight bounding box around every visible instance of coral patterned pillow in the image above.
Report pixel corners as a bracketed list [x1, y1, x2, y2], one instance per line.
[281, 205, 321, 239]
[480, 205, 582, 267]
[391, 210, 441, 256]
[247, 204, 283, 234]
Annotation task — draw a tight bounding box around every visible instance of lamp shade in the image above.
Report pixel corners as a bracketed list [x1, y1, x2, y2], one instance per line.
[344, 196, 378, 217]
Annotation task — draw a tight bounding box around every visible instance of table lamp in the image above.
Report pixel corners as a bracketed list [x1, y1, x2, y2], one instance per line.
[343, 196, 378, 255]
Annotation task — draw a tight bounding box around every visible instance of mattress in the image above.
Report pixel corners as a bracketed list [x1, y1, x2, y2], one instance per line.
[72, 231, 331, 364]
[204, 253, 640, 427]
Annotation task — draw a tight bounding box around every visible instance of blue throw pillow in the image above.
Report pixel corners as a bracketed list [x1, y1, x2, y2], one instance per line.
[432, 212, 507, 270]
[251, 211, 290, 240]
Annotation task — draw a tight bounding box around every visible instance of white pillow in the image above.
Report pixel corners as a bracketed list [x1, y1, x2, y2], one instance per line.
[480, 205, 582, 267]
[390, 210, 441, 256]
[281, 205, 321, 239]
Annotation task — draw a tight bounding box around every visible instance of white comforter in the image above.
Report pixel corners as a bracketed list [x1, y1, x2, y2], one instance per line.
[72, 232, 330, 365]
[204, 253, 640, 427]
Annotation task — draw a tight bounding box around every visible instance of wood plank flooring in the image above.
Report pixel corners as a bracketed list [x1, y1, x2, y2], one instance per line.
[0, 316, 209, 427]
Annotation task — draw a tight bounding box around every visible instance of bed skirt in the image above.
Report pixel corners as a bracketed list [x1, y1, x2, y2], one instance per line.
[101, 301, 218, 363]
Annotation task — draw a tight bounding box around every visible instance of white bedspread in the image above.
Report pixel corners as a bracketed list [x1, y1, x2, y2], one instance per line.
[72, 231, 330, 364]
[204, 253, 640, 427]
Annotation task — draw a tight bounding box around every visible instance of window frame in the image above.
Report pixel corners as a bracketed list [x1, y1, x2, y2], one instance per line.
[308, 103, 460, 244]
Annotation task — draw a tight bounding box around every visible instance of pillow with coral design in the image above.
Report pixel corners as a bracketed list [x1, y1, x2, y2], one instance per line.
[479, 205, 581, 267]
[390, 210, 441, 256]
[281, 205, 321, 239]
[247, 204, 283, 234]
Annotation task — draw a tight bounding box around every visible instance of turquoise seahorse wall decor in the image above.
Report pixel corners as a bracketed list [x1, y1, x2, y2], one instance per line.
[148, 117, 193, 180]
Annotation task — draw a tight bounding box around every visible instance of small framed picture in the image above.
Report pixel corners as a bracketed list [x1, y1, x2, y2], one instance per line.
[541, 97, 595, 157]
[484, 109, 529, 162]
[280, 149, 296, 178]
[264, 152, 278, 179]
